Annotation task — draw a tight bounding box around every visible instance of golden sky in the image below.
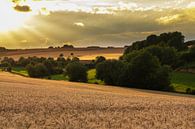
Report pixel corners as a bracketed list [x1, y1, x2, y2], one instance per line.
[0, 0, 195, 48]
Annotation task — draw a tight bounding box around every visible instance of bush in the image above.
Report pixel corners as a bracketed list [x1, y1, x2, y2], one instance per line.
[26, 63, 49, 78]
[65, 62, 87, 82]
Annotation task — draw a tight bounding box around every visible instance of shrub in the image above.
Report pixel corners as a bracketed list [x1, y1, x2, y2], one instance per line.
[65, 62, 87, 82]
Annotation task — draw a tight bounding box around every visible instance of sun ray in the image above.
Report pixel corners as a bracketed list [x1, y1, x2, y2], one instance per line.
[0, 1, 32, 32]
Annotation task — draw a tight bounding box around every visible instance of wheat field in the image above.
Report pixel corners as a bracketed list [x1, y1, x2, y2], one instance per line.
[0, 72, 194, 129]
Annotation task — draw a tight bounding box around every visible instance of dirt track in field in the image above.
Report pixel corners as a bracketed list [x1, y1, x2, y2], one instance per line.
[0, 72, 194, 129]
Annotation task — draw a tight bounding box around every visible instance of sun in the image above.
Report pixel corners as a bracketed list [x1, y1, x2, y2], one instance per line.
[0, 1, 32, 32]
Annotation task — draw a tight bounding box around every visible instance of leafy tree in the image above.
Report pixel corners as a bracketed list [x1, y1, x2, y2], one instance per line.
[17, 57, 30, 67]
[57, 54, 67, 68]
[95, 56, 106, 65]
[1, 57, 15, 67]
[65, 62, 87, 82]
[26, 63, 49, 78]
[96, 60, 128, 86]
[124, 32, 187, 54]
[146, 34, 158, 45]
[180, 46, 195, 63]
[145, 46, 178, 67]
[71, 57, 80, 62]
[127, 51, 171, 90]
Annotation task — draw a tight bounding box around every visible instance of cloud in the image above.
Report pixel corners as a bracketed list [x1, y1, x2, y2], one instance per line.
[14, 5, 31, 12]
[156, 14, 181, 25]
[74, 22, 85, 27]
[188, 2, 195, 8]
[1, 0, 195, 48]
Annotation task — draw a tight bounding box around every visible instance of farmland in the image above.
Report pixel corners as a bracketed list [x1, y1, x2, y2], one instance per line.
[0, 47, 124, 60]
[0, 72, 194, 128]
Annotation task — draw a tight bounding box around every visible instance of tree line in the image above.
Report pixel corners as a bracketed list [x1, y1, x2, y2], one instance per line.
[96, 32, 195, 94]
[0, 31, 195, 94]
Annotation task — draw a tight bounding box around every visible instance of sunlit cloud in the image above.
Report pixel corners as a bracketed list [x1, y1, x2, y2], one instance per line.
[74, 22, 85, 27]
[156, 14, 181, 25]
[0, 0, 195, 48]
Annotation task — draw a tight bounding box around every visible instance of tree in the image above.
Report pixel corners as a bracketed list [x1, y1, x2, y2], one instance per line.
[180, 45, 195, 63]
[57, 54, 67, 68]
[71, 57, 80, 62]
[145, 46, 178, 67]
[65, 62, 87, 82]
[127, 51, 171, 90]
[96, 60, 128, 86]
[26, 63, 49, 78]
[1, 57, 15, 67]
[146, 34, 158, 45]
[124, 32, 187, 54]
[17, 57, 30, 67]
[94, 56, 106, 65]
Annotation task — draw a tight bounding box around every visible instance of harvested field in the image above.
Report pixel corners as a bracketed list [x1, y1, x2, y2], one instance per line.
[0, 48, 124, 60]
[0, 72, 194, 129]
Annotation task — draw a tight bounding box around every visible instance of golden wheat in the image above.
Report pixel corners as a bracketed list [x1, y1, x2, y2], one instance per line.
[0, 72, 194, 129]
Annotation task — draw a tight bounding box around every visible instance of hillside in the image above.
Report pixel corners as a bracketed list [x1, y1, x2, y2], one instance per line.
[0, 72, 194, 129]
[0, 47, 124, 60]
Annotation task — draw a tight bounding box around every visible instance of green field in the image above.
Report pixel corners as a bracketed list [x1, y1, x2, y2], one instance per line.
[12, 67, 29, 77]
[50, 74, 69, 81]
[87, 69, 104, 84]
[171, 72, 195, 93]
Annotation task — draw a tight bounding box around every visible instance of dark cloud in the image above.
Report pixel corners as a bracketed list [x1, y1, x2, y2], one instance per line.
[14, 5, 31, 12]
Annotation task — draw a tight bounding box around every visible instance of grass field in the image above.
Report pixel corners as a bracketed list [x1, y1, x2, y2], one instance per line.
[87, 69, 104, 84]
[50, 74, 69, 81]
[12, 67, 29, 76]
[171, 72, 195, 93]
[0, 72, 194, 128]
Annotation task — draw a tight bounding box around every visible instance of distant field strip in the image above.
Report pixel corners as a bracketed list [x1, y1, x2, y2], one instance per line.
[0, 72, 194, 129]
[0, 48, 124, 60]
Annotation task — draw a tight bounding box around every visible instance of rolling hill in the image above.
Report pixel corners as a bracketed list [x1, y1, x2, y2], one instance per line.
[0, 47, 124, 60]
[0, 72, 194, 128]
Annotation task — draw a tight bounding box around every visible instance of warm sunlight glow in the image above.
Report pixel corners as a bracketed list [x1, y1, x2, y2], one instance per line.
[0, 1, 32, 32]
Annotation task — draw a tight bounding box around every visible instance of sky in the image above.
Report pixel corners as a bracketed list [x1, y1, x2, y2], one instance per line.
[0, 0, 195, 48]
